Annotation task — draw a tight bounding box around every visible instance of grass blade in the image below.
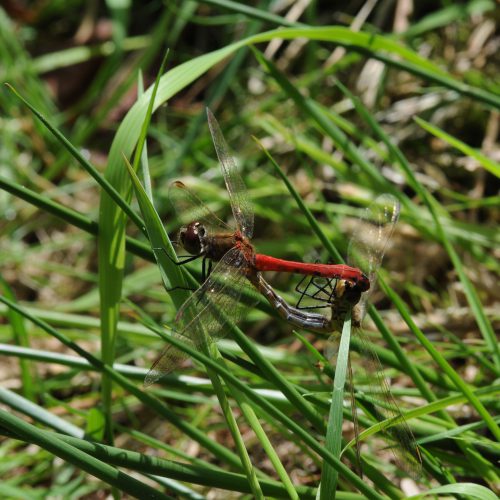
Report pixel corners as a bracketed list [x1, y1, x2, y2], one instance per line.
[415, 117, 500, 178]
[0, 410, 170, 499]
[321, 312, 352, 498]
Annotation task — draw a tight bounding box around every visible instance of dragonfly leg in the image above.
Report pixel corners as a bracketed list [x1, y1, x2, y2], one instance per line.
[295, 274, 311, 309]
[165, 284, 197, 293]
[152, 247, 202, 292]
[295, 275, 340, 310]
[202, 257, 213, 282]
[153, 247, 203, 266]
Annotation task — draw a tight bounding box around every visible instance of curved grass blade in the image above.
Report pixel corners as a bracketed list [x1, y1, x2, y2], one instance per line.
[125, 156, 192, 304]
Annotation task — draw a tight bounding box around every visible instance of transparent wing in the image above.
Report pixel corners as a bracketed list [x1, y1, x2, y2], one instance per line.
[324, 333, 339, 363]
[325, 332, 421, 477]
[347, 357, 363, 476]
[145, 248, 258, 386]
[355, 327, 422, 477]
[169, 180, 229, 231]
[347, 194, 400, 320]
[343, 195, 421, 475]
[206, 108, 254, 238]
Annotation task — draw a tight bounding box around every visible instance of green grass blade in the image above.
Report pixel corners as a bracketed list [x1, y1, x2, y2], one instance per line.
[0, 174, 153, 261]
[382, 282, 500, 442]
[0, 410, 171, 499]
[132, 50, 170, 181]
[136, 72, 153, 201]
[336, 81, 499, 374]
[206, 361, 266, 500]
[141, 321, 385, 500]
[0, 386, 83, 437]
[0, 295, 246, 470]
[32, 37, 150, 73]
[231, 390, 300, 500]
[124, 156, 191, 304]
[18, 430, 316, 498]
[96, 41, 243, 450]
[409, 482, 498, 500]
[321, 313, 352, 499]
[401, 1, 495, 39]
[199, 0, 306, 27]
[4, 84, 145, 233]
[246, 27, 500, 108]
[415, 116, 500, 178]
[0, 279, 35, 401]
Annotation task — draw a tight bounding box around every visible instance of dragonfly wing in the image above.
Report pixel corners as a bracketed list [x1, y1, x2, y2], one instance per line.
[355, 327, 422, 477]
[347, 194, 400, 320]
[206, 108, 254, 239]
[169, 180, 229, 231]
[145, 247, 259, 385]
[343, 195, 420, 474]
[324, 333, 340, 363]
[348, 357, 363, 476]
[144, 327, 193, 387]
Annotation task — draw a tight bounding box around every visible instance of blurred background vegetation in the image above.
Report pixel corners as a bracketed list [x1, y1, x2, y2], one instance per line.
[0, 1, 498, 499]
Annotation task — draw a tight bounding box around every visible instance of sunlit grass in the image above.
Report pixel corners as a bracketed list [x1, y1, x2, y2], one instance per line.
[0, 2, 499, 499]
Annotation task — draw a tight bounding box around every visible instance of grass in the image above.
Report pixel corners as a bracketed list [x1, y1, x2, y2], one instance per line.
[1, 2, 499, 499]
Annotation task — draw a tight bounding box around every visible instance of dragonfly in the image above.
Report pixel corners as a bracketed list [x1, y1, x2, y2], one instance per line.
[275, 195, 423, 477]
[145, 108, 368, 385]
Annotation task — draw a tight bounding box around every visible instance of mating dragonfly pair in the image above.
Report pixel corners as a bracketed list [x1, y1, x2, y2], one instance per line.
[145, 109, 421, 477]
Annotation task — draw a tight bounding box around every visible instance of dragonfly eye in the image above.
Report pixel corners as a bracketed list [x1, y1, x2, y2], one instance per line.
[179, 222, 205, 255]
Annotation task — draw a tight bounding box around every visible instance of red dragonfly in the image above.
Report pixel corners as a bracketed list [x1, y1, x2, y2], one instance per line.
[275, 195, 422, 477]
[145, 108, 368, 385]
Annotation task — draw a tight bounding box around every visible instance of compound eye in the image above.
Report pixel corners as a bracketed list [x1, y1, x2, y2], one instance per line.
[179, 222, 204, 255]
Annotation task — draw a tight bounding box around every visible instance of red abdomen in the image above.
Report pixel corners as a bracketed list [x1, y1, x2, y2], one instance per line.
[253, 254, 369, 291]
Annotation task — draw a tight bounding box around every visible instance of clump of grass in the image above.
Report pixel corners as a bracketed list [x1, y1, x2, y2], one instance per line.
[1, 2, 498, 499]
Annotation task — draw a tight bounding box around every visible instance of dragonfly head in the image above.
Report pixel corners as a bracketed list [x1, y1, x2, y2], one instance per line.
[341, 280, 364, 306]
[179, 221, 206, 255]
[358, 273, 370, 292]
